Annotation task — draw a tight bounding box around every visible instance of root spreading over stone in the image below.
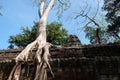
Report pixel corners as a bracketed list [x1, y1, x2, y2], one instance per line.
[8, 39, 53, 80]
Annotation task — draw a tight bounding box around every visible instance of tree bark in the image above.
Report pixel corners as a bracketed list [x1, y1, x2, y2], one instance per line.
[8, 0, 55, 80]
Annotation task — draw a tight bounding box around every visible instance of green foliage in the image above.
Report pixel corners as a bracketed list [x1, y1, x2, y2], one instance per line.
[84, 26, 96, 44]
[103, 0, 120, 38]
[8, 26, 36, 47]
[46, 22, 68, 45]
[8, 22, 68, 47]
[114, 38, 120, 43]
[84, 26, 111, 44]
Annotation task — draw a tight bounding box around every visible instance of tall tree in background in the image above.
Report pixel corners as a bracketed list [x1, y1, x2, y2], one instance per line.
[84, 26, 111, 44]
[103, 0, 120, 39]
[8, 0, 70, 80]
[75, 0, 116, 44]
[74, 0, 103, 44]
[8, 22, 68, 47]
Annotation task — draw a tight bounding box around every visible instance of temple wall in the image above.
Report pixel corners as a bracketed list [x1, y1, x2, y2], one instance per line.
[0, 44, 120, 80]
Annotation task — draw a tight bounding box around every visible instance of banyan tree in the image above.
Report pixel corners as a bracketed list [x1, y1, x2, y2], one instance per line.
[8, 0, 70, 80]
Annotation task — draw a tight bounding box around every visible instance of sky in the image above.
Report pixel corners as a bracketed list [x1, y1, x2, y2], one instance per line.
[0, 0, 104, 49]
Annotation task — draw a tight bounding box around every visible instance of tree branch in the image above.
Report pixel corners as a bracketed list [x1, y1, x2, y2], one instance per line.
[74, 0, 101, 44]
[38, 0, 45, 18]
[42, 0, 55, 21]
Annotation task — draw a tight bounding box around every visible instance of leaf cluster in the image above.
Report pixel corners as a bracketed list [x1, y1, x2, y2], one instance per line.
[46, 22, 68, 45]
[8, 22, 68, 47]
[8, 22, 38, 47]
[103, 0, 120, 38]
[84, 26, 112, 44]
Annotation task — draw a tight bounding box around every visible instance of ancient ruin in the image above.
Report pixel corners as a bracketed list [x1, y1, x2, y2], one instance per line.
[0, 43, 120, 80]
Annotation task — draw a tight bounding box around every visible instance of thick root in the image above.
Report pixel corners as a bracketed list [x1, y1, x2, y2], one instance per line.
[34, 43, 54, 80]
[15, 40, 37, 62]
[8, 40, 53, 80]
[8, 62, 21, 80]
[13, 63, 21, 80]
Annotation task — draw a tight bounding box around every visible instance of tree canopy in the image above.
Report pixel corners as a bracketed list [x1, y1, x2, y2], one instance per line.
[103, 0, 120, 39]
[46, 22, 68, 45]
[8, 22, 68, 47]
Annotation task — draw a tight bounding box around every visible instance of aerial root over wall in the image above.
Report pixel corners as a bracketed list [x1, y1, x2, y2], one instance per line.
[8, 0, 55, 79]
[8, 38, 54, 80]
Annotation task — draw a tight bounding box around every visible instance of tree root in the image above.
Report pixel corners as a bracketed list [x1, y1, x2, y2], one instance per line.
[8, 62, 21, 80]
[8, 39, 54, 80]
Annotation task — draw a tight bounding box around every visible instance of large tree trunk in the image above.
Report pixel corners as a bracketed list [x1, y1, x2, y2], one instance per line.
[8, 0, 55, 80]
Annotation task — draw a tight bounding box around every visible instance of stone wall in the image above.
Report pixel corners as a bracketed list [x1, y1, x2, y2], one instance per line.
[0, 43, 120, 80]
